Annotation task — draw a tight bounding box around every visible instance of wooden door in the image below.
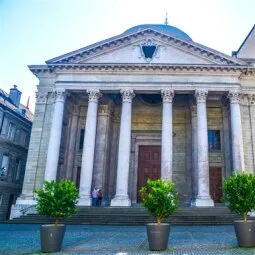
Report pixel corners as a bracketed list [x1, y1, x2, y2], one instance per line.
[209, 167, 223, 202]
[137, 146, 161, 201]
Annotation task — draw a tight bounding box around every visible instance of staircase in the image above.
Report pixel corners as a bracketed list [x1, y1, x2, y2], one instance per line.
[10, 206, 243, 225]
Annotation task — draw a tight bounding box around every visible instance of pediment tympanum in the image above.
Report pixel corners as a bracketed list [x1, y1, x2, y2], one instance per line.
[46, 28, 245, 66]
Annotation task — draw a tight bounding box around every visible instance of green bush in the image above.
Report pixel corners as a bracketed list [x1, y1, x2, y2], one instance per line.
[34, 180, 79, 226]
[139, 178, 178, 225]
[222, 172, 255, 221]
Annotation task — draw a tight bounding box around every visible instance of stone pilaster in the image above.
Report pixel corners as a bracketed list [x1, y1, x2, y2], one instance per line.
[193, 89, 214, 207]
[78, 89, 102, 206]
[161, 89, 174, 180]
[65, 105, 79, 179]
[93, 102, 114, 201]
[221, 103, 232, 178]
[248, 95, 255, 171]
[44, 88, 67, 181]
[190, 102, 198, 202]
[16, 91, 49, 205]
[228, 90, 245, 171]
[111, 89, 135, 207]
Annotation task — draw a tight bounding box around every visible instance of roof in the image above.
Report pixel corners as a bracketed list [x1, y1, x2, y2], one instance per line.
[123, 24, 192, 41]
[0, 88, 33, 122]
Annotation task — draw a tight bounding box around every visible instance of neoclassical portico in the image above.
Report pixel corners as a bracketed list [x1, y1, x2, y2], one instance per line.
[12, 23, 255, 218]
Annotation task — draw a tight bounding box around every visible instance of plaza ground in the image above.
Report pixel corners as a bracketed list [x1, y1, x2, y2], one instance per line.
[1, 224, 255, 255]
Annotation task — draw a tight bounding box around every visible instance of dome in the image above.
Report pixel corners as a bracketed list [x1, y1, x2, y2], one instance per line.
[123, 24, 192, 41]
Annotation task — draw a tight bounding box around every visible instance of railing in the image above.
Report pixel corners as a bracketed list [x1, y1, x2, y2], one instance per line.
[20, 205, 36, 216]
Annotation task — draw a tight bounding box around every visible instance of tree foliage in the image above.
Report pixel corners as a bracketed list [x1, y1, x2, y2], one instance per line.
[139, 178, 178, 225]
[34, 180, 79, 226]
[222, 172, 255, 221]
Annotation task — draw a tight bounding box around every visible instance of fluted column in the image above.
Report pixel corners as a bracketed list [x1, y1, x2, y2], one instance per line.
[111, 89, 135, 206]
[228, 90, 245, 171]
[194, 89, 214, 207]
[44, 88, 66, 182]
[78, 89, 102, 206]
[66, 105, 79, 180]
[161, 89, 174, 180]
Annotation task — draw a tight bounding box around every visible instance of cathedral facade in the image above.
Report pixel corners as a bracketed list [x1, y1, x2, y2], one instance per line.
[12, 24, 255, 215]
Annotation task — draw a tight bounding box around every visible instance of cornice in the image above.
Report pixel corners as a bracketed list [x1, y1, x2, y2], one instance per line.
[45, 29, 246, 66]
[42, 63, 249, 72]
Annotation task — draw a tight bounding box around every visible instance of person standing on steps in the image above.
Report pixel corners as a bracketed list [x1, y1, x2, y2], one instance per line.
[92, 187, 98, 206]
[97, 189, 103, 206]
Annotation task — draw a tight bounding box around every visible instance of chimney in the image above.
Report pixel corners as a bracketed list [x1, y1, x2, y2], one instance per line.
[9, 85, 22, 107]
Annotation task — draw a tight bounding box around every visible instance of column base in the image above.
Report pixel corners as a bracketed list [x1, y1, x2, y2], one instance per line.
[110, 195, 131, 207]
[77, 197, 92, 206]
[192, 196, 214, 207]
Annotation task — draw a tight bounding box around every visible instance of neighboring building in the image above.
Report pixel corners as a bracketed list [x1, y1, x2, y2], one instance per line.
[12, 23, 255, 215]
[0, 86, 33, 220]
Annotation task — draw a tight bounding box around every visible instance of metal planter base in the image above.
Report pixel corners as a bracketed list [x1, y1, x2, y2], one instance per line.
[234, 220, 255, 247]
[146, 223, 170, 251]
[40, 224, 66, 252]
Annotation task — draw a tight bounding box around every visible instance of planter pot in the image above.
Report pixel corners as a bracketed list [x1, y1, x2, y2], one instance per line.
[40, 224, 66, 252]
[234, 220, 255, 247]
[146, 223, 170, 251]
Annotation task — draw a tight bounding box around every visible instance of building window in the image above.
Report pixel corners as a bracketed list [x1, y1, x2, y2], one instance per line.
[0, 155, 9, 178]
[15, 159, 22, 181]
[7, 123, 15, 140]
[20, 130, 27, 146]
[208, 130, 221, 151]
[14, 129, 21, 144]
[79, 129, 85, 150]
[0, 193, 2, 205]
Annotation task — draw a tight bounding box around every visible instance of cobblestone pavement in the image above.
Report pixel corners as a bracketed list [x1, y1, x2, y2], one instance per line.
[1, 224, 255, 255]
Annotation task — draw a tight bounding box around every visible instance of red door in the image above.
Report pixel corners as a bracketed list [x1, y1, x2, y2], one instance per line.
[209, 167, 223, 202]
[137, 146, 161, 201]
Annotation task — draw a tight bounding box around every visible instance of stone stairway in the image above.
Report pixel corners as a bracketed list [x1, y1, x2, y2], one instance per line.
[10, 206, 243, 225]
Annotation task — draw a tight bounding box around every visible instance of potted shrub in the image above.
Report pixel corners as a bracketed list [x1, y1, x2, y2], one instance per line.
[222, 171, 255, 247]
[34, 180, 79, 252]
[139, 178, 178, 251]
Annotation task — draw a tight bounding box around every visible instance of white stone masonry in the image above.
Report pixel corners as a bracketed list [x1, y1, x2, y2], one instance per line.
[161, 89, 174, 180]
[193, 90, 214, 207]
[111, 89, 135, 206]
[78, 89, 102, 206]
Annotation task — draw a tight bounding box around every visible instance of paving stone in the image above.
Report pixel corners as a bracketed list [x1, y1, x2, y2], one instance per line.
[1, 224, 255, 255]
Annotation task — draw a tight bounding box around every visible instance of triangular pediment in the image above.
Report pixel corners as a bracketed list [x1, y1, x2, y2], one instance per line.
[46, 28, 246, 66]
[234, 25, 255, 60]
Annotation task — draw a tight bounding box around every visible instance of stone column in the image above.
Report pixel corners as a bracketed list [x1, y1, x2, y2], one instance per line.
[44, 88, 67, 181]
[111, 89, 135, 206]
[16, 91, 48, 205]
[228, 90, 245, 171]
[194, 89, 214, 207]
[161, 89, 174, 180]
[78, 89, 102, 206]
[65, 105, 79, 179]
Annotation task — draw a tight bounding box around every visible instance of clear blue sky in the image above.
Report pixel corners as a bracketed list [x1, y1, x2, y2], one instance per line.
[0, 0, 254, 112]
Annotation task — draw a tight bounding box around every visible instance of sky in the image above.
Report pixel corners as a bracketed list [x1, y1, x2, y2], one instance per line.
[0, 0, 254, 113]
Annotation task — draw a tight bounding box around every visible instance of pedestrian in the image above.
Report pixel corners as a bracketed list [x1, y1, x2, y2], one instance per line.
[92, 188, 98, 206]
[97, 189, 103, 206]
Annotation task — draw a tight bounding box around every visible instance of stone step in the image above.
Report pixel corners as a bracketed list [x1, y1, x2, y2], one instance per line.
[9, 205, 244, 225]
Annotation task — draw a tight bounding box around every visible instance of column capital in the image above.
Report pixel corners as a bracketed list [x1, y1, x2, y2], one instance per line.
[228, 90, 241, 104]
[120, 89, 135, 103]
[35, 91, 48, 104]
[53, 88, 67, 102]
[248, 94, 255, 106]
[86, 89, 102, 103]
[161, 89, 174, 103]
[195, 89, 208, 103]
